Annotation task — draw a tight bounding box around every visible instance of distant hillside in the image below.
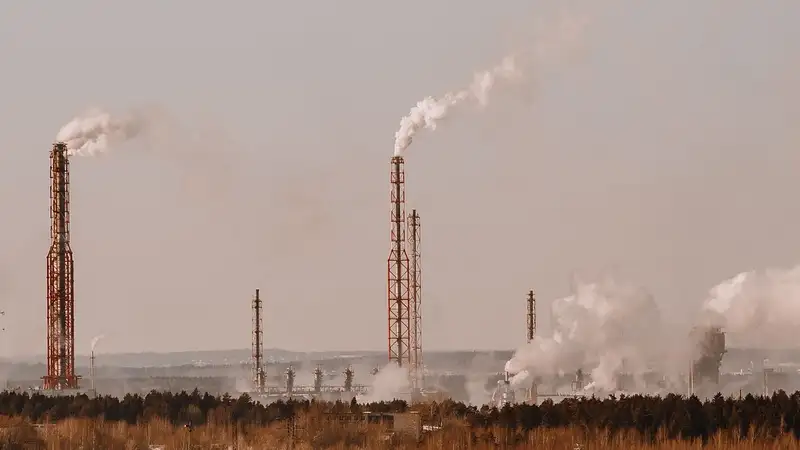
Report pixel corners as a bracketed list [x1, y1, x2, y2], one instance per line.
[9, 349, 385, 368]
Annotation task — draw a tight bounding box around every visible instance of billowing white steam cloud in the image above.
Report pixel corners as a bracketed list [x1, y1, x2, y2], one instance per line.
[504, 266, 800, 394]
[392, 12, 589, 156]
[362, 363, 410, 402]
[700, 265, 800, 347]
[393, 56, 521, 156]
[504, 279, 666, 392]
[56, 108, 148, 156]
[90, 334, 104, 353]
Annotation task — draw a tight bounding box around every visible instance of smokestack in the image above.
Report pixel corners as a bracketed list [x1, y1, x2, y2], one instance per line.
[252, 289, 265, 393]
[526, 290, 538, 403]
[408, 209, 423, 392]
[387, 157, 411, 369]
[344, 366, 354, 392]
[90, 350, 95, 392]
[44, 142, 79, 390]
[285, 366, 295, 395]
[313, 366, 323, 394]
[526, 290, 536, 343]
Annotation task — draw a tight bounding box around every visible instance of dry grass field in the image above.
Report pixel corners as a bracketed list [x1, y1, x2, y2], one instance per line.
[1, 414, 800, 449]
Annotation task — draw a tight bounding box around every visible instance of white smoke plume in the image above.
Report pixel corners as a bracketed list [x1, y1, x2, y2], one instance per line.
[56, 107, 149, 156]
[362, 363, 410, 402]
[392, 11, 590, 156]
[700, 265, 800, 348]
[504, 278, 666, 393]
[90, 334, 104, 353]
[393, 56, 521, 156]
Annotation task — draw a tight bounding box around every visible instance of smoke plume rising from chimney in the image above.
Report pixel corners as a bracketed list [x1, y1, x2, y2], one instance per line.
[90, 334, 104, 353]
[393, 56, 521, 156]
[392, 11, 589, 156]
[56, 108, 149, 156]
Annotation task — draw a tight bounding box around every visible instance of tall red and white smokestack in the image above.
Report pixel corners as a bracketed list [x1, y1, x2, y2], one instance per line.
[44, 142, 79, 390]
[408, 209, 423, 392]
[387, 156, 411, 369]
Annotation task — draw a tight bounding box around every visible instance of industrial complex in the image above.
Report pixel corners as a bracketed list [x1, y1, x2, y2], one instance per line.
[7, 141, 795, 407]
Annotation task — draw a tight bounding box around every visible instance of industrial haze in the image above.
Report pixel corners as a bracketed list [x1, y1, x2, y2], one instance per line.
[0, 0, 800, 375]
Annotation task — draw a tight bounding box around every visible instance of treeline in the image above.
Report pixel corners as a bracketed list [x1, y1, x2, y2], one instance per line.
[0, 390, 408, 426]
[2, 390, 800, 442]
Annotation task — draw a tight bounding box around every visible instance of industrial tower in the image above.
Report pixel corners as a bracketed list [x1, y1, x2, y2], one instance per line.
[44, 142, 79, 390]
[526, 290, 537, 403]
[252, 289, 265, 392]
[526, 290, 536, 343]
[407, 209, 423, 391]
[343, 366, 354, 392]
[89, 350, 96, 394]
[387, 156, 411, 370]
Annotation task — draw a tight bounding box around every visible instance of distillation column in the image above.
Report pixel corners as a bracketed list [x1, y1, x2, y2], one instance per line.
[252, 289, 265, 393]
[44, 142, 79, 390]
[408, 209, 423, 393]
[526, 290, 537, 403]
[387, 157, 412, 370]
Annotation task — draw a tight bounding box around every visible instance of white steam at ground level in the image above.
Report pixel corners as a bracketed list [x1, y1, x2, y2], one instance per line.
[361, 363, 410, 403]
[503, 262, 800, 398]
[505, 279, 684, 394]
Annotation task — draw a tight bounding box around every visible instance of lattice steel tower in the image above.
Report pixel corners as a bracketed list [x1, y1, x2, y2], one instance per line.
[407, 209, 423, 391]
[526, 290, 536, 343]
[44, 142, 79, 390]
[387, 156, 411, 368]
[526, 289, 538, 403]
[252, 289, 265, 392]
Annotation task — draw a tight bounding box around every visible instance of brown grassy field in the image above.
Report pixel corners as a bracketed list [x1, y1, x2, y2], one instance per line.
[1, 414, 800, 450]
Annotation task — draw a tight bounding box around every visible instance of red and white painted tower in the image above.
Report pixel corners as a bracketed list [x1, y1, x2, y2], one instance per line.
[44, 142, 79, 390]
[408, 209, 423, 391]
[387, 156, 411, 370]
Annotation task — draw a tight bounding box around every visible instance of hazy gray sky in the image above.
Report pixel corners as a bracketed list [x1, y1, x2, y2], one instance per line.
[0, 1, 799, 356]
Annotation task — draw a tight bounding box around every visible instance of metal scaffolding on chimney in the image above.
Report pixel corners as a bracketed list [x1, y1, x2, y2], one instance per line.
[252, 289, 265, 393]
[408, 209, 423, 392]
[43, 142, 79, 390]
[527, 290, 536, 343]
[387, 156, 411, 370]
[526, 289, 538, 404]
